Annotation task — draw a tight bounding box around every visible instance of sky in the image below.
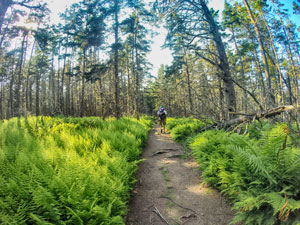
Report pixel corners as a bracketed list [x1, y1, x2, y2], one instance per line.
[47, 0, 226, 76]
[46, 0, 299, 76]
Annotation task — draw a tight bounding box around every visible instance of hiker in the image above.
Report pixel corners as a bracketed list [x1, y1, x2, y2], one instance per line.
[157, 106, 167, 133]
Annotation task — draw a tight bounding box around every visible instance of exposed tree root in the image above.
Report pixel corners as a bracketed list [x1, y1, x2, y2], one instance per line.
[152, 206, 170, 225]
[159, 196, 198, 215]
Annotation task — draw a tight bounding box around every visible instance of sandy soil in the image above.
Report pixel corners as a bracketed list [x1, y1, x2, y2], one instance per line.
[126, 125, 235, 225]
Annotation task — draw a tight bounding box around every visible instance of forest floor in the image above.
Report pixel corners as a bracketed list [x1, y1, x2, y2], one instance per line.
[126, 125, 235, 225]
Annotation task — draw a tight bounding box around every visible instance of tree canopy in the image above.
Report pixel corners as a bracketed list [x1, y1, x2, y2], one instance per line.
[0, 0, 299, 127]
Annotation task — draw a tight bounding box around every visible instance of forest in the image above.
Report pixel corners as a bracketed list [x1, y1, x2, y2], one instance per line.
[0, 0, 298, 121]
[1, 0, 300, 224]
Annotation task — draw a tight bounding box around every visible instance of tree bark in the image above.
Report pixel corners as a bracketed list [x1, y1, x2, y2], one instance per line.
[221, 105, 295, 129]
[183, 52, 194, 115]
[125, 45, 131, 115]
[60, 47, 67, 114]
[80, 48, 86, 117]
[35, 71, 40, 116]
[49, 48, 55, 115]
[200, 0, 236, 118]
[66, 59, 71, 116]
[218, 76, 225, 120]
[113, 0, 120, 119]
[135, 34, 140, 120]
[15, 30, 27, 117]
[8, 58, 15, 118]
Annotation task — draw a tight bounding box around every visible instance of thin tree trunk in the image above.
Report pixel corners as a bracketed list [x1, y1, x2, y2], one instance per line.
[260, 11, 285, 105]
[36, 71, 40, 116]
[15, 30, 27, 117]
[252, 43, 267, 107]
[99, 75, 105, 117]
[8, 58, 16, 118]
[218, 76, 225, 121]
[49, 49, 55, 115]
[271, 0, 298, 105]
[51, 54, 56, 115]
[71, 78, 74, 116]
[125, 46, 131, 115]
[231, 25, 248, 112]
[26, 40, 35, 114]
[282, 45, 294, 105]
[184, 53, 194, 115]
[80, 48, 86, 117]
[135, 36, 140, 120]
[113, 0, 120, 119]
[56, 44, 61, 113]
[29, 79, 33, 113]
[243, 0, 275, 107]
[60, 46, 67, 114]
[66, 59, 71, 116]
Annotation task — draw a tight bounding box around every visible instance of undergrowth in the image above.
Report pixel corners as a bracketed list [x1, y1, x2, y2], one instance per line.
[0, 116, 151, 225]
[166, 117, 212, 142]
[167, 117, 300, 225]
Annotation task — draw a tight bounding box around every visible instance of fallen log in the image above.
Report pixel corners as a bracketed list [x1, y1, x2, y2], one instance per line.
[207, 105, 295, 131]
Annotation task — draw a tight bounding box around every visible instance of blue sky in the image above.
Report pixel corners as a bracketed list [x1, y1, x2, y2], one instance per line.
[281, 0, 300, 26]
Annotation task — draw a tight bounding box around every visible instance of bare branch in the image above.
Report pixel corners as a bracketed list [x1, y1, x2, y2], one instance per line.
[231, 78, 264, 111]
[195, 51, 218, 67]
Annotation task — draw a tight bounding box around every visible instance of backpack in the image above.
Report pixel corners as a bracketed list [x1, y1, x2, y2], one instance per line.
[159, 111, 166, 120]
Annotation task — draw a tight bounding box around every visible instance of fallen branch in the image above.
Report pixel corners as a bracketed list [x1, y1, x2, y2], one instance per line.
[215, 105, 295, 131]
[152, 207, 170, 225]
[225, 105, 294, 127]
[180, 213, 197, 224]
[159, 196, 198, 215]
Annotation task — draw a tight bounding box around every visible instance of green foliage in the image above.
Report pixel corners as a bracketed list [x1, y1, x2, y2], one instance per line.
[166, 117, 212, 142]
[0, 116, 151, 224]
[191, 124, 300, 224]
[168, 118, 300, 224]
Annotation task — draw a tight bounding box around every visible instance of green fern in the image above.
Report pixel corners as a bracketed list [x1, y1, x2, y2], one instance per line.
[0, 116, 151, 224]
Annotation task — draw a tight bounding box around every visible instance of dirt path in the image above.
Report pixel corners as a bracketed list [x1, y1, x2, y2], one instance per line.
[126, 125, 234, 225]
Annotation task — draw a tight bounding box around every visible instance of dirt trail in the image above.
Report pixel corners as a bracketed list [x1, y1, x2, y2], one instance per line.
[126, 125, 234, 225]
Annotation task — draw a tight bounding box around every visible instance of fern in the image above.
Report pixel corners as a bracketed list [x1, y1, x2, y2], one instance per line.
[0, 116, 151, 224]
[163, 117, 300, 224]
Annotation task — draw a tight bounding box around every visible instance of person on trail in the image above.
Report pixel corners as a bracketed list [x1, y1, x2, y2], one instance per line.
[157, 106, 167, 133]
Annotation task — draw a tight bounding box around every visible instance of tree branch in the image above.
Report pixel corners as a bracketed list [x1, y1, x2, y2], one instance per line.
[231, 78, 264, 111]
[223, 105, 295, 129]
[195, 51, 218, 67]
[14, 2, 42, 9]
